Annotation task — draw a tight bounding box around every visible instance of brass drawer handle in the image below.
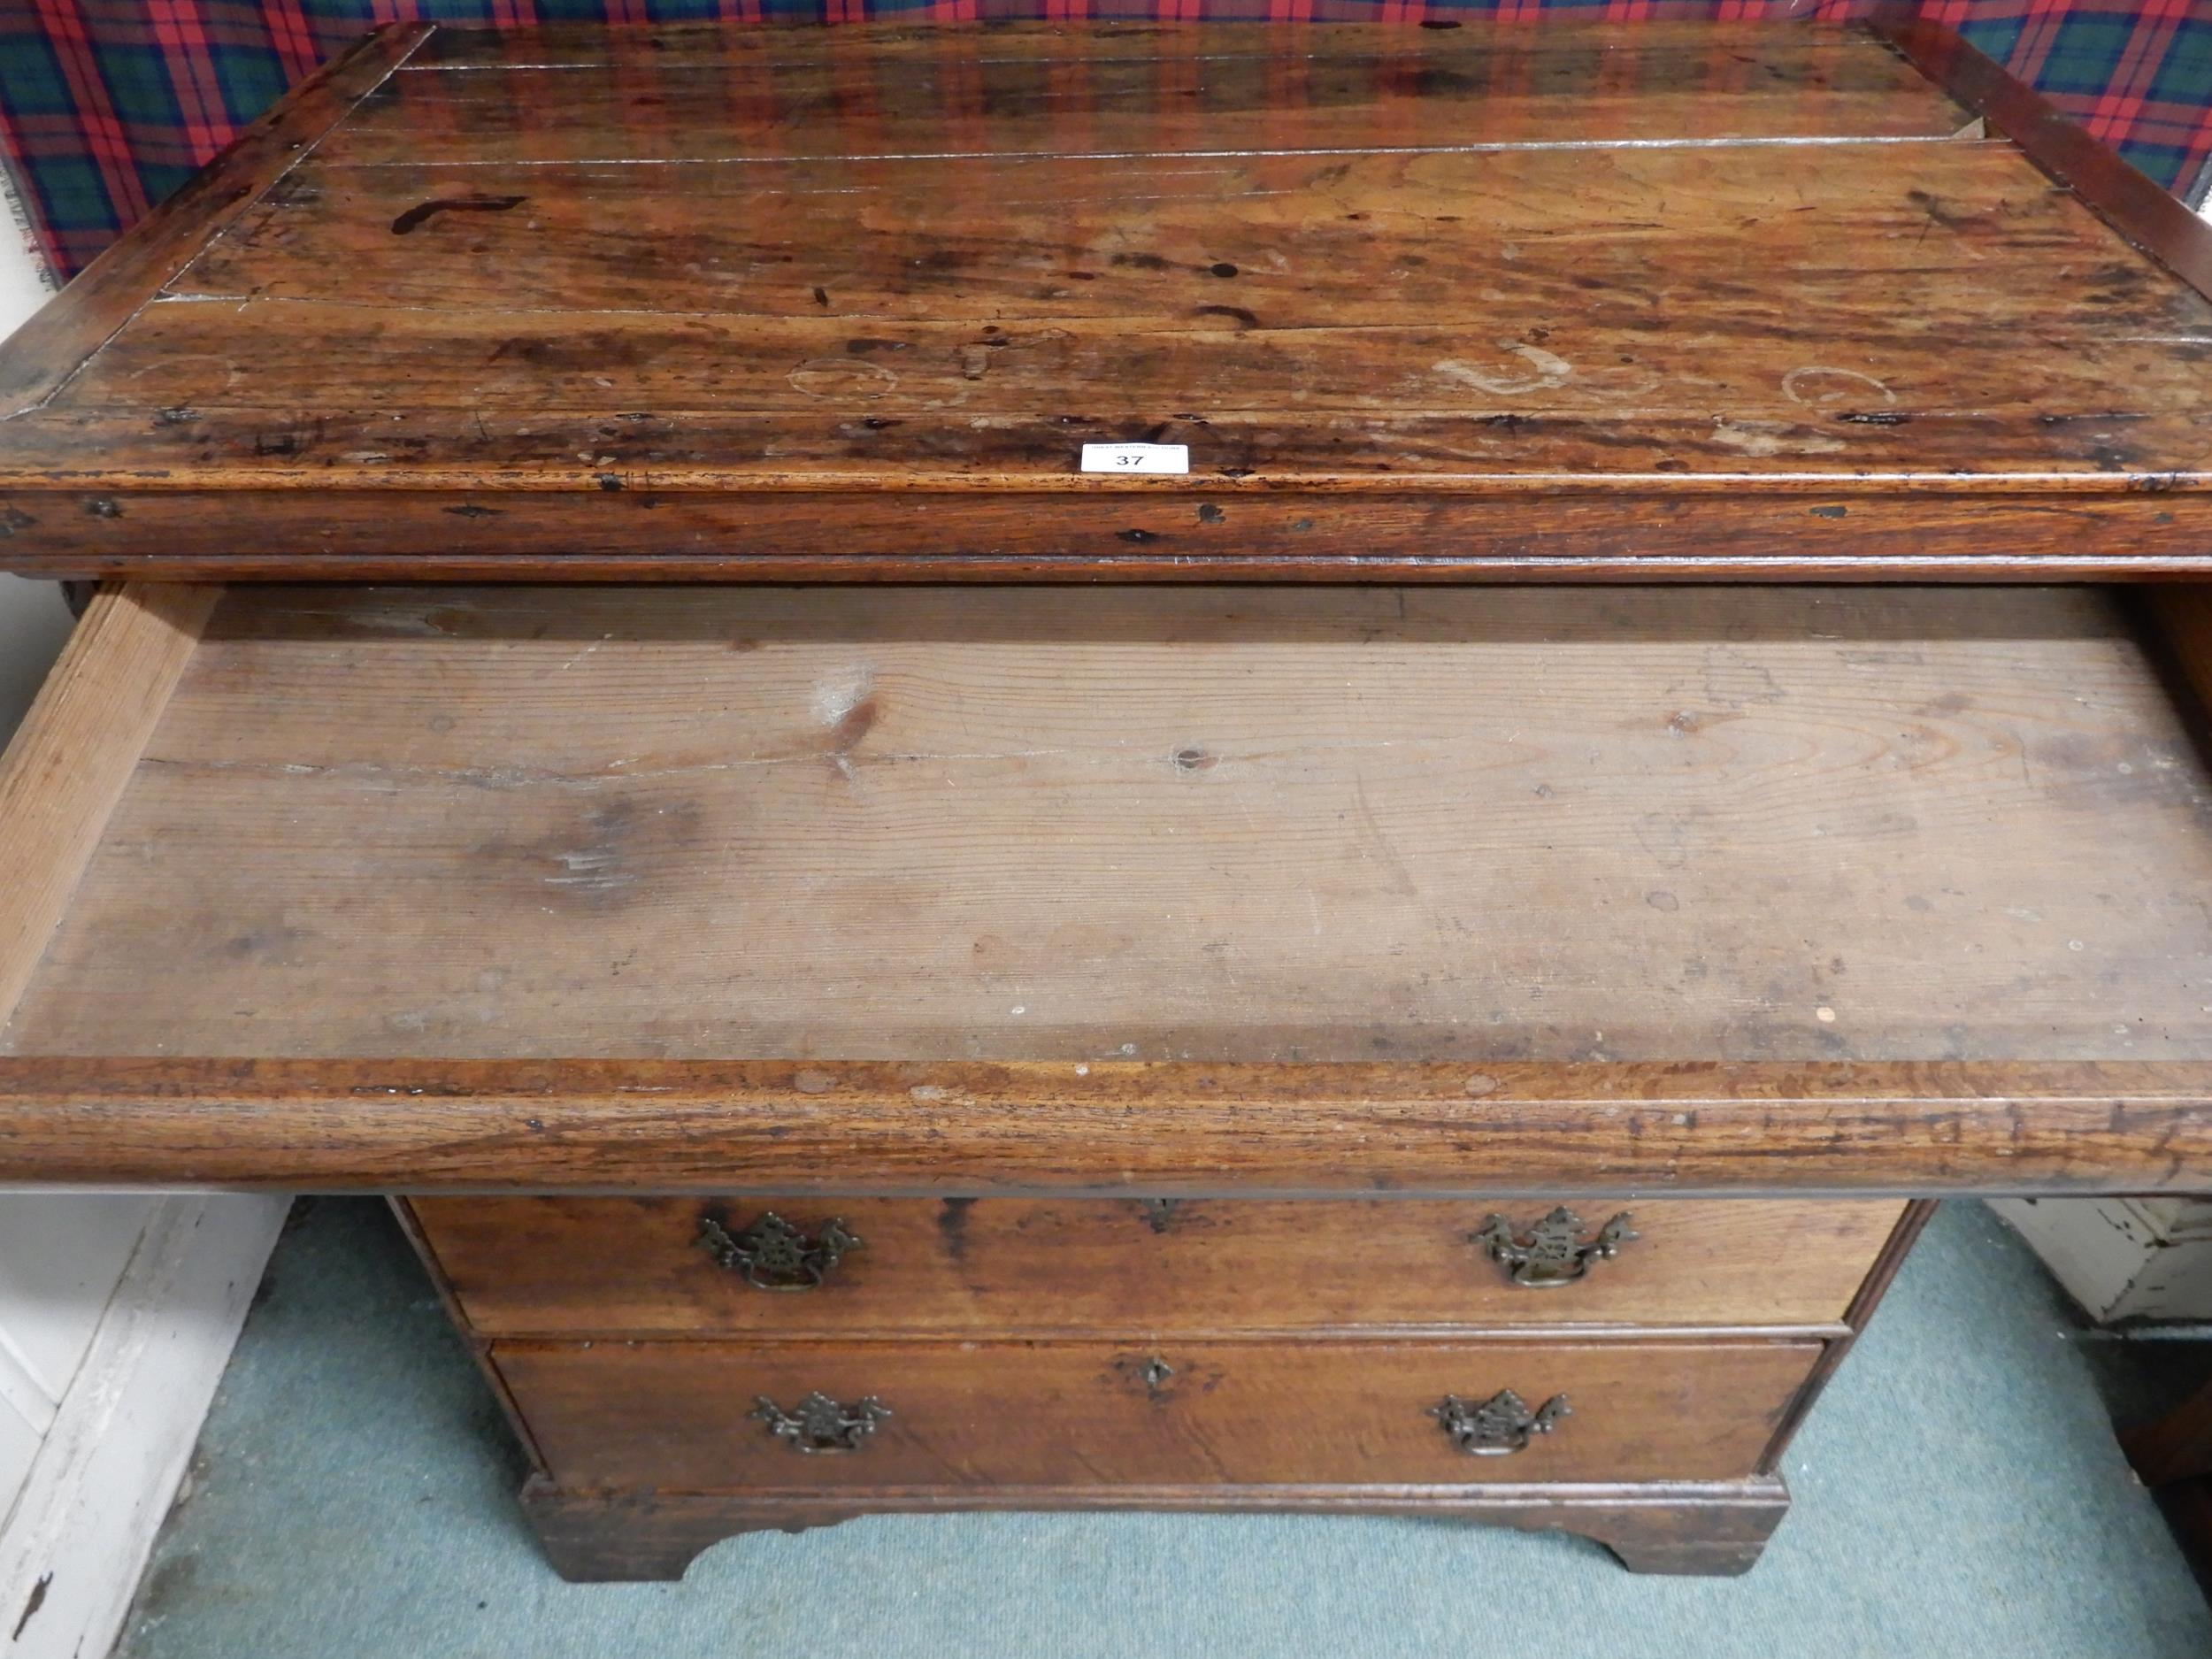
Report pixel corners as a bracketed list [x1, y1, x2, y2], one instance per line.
[752, 1391, 892, 1454]
[698, 1210, 861, 1291]
[1432, 1389, 1570, 1455]
[1474, 1207, 1637, 1288]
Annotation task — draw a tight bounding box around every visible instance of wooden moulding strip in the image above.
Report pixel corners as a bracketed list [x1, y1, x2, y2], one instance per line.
[0, 1058, 2208, 1194]
[0, 21, 434, 419]
[0, 584, 221, 1028]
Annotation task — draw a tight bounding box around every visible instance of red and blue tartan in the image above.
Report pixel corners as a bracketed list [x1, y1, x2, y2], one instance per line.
[5, 0, 2212, 279]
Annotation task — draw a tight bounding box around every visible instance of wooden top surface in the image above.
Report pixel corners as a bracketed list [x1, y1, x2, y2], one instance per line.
[9, 581, 2212, 1068]
[4, 17, 2212, 580]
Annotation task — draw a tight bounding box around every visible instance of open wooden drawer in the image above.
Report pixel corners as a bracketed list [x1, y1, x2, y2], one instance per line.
[3, 580, 2211, 1198]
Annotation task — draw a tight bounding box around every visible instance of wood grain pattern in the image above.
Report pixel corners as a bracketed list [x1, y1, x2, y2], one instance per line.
[10, 584, 2212, 1068]
[1871, 9, 2212, 310]
[516, 1472, 1793, 1580]
[2, 1056, 2208, 1194]
[0, 19, 2203, 579]
[0, 584, 219, 1027]
[401, 17, 1900, 73]
[494, 1336, 1820, 1488]
[16, 490, 2212, 585]
[0, 583, 2206, 1194]
[211, 139, 2074, 311]
[406, 1195, 1904, 1337]
[0, 22, 430, 419]
[323, 32, 1966, 165]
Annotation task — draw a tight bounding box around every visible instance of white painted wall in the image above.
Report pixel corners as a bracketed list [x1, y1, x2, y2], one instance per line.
[0, 173, 129, 1532]
[0, 180, 288, 1659]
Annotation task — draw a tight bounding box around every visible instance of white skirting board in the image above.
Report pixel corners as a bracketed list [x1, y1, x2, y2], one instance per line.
[1990, 1197, 2212, 1325]
[0, 1194, 287, 1659]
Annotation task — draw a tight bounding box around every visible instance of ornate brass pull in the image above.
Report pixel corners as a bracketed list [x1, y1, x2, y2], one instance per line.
[1474, 1207, 1637, 1288]
[1432, 1389, 1570, 1455]
[752, 1391, 892, 1454]
[698, 1211, 861, 1291]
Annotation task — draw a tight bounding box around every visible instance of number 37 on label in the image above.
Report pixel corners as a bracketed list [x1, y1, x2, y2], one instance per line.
[1079, 442, 1191, 476]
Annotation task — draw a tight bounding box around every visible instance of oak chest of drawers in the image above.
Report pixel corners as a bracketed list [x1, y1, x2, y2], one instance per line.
[406, 1192, 1912, 1573]
[5, 15, 2212, 1583]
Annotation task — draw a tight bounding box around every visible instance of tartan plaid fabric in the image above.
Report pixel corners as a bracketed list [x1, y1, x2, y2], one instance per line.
[3, 0, 2210, 279]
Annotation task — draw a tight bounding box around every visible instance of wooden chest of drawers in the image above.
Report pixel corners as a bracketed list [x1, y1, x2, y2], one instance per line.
[4, 13, 2212, 1586]
[6, 579, 2207, 1578]
[401, 1192, 1910, 1575]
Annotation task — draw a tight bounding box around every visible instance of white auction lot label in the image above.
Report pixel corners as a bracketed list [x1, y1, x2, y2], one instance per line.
[1079, 442, 1190, 475]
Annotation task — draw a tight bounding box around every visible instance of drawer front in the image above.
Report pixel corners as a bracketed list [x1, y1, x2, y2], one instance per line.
[412, 1196, 1903, 1337]
[495, 1337, 1821, 1490]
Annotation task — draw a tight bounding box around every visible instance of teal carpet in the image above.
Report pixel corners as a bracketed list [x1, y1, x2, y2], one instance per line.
[115, 1201, 2212, 1659]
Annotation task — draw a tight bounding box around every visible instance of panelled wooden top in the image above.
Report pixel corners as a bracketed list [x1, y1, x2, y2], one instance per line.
[3, 17, 2212, 580]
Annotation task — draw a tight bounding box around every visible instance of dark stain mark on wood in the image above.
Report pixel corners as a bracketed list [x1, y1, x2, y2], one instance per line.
[486, 795, 704, 913]
[1197, 503, 1225, 524]
[222, 925, 311, 961]
[0, 506, 35, 535]
[595, 473, 623, 492]
[1209, 262, 1240, 279]
[1809, 505, 1850, 519]
[1193, 304, 1258, 330]
[444, 503, 501, 519]
[828, 695, 879, 758]
[810, 287, 828, 307]
[1407, 68, 1479, 98]
[936, 1196, 974, 1262]
[389, 195, 526, 235]
[1117, 528, 1160, 543]
[1905, 188, 1971, 232]
[1110, 252, 1171, 272]
[844, 339, 910, 356]
[1140, 1196, 1181, 1231]
[83, 497, 123, 518]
